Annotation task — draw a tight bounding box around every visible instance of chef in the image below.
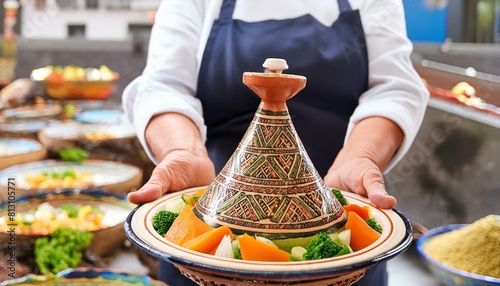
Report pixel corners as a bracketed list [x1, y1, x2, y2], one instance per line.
[122, 0, 429, 285]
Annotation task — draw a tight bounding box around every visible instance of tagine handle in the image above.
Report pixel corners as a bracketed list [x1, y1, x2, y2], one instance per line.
[242, 58, 306, 112]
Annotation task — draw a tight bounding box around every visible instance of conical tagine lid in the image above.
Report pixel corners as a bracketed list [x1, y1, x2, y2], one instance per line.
[194, 59, 347, 240]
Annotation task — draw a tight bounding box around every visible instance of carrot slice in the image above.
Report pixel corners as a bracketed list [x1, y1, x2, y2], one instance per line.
[344, 211, 381, 251]
[238, 233, 290, 262]
[164, 204, 212, 245]
[343, 204, 372, 220]
[183, 225, 234, 254]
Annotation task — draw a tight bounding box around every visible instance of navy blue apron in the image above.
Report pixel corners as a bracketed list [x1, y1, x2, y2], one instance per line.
[159, 0, 387, 285]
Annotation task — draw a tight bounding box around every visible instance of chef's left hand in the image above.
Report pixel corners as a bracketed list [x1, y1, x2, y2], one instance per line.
[323, 116, 402, 209]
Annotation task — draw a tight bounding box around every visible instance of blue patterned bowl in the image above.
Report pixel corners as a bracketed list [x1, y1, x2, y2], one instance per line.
[416, 224, 500, 286]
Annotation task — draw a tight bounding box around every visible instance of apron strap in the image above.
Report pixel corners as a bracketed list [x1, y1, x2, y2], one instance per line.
[337, 0, 353, 13]
[220, 0, 236, 23]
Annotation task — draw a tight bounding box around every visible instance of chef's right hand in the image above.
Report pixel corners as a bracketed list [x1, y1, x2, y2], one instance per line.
[127, 113, 216, 205]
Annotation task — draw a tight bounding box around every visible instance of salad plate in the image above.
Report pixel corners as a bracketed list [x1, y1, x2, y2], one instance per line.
[0, 160, 142, 201]
[125, 186, 413, 285]
[0, 189, 135, 257]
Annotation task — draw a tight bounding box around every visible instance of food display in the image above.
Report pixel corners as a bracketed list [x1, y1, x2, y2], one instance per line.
[30, 65, 119, 100]
[0, 160, 143, 200]
[0, 201, 125, 236]
[426, 80, 500, 116]
[420, 215, 500, 279]
[151, 188, 382, 262]
[23, 168, 93, 189]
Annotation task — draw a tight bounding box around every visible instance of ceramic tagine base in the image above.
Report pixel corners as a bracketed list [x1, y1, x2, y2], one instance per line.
[193, 59, 347, 240]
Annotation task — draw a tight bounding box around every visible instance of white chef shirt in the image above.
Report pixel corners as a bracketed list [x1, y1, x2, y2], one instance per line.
[122, 0, 430, 172]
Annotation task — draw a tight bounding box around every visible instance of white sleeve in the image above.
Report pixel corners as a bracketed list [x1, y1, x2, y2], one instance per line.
[122, 0, 208, 165]
[346, 0, 430, 172]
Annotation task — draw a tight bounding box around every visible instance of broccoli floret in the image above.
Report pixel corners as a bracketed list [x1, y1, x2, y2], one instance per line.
[60, 204, 79, 218]
[152, 210, 179, 237]
[233, 247, 242, 260]
[366, 218, 383, 233]
[34, 228, 93, 274]
[332, 188, 348, 206]
[303, 233, 350, 260]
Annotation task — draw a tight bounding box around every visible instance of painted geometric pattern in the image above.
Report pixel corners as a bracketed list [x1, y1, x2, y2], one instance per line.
[194, 109, 346, 235]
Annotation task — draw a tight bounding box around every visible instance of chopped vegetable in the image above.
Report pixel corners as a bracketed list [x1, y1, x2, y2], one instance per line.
[232, 239, 242, 260]
[365, 218, 383, 233]
[58, 148, 88, 162]
[163, 197, 186, 213]
[60, 204, 79, 218]
[164, 205, 212, 245]
[343, 204, 372, 220]
[152, 210, 179, 237]
[181, 194, 196, 206]
[290, 246, 307, 261]
[183, 225, 234, 254]
[332, 188, 348, 206]
[303, 233, 350, 260]
[238, 233, 291, 262]
[337, 229, 351, 246]
[34, 227, 93, 274]
[214, 234, 234, 258]
[344, 211, 381, 251]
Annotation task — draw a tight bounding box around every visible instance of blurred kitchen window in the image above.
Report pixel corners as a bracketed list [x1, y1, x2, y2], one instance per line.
[68, 24, 86, 38]
[105, 0, 130, 10]
[86, 0, 99, 9]
[56, 0, 78, 9]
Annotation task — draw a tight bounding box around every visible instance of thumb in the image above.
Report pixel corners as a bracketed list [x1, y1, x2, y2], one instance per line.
[363, 168, 396, 209]
[128, 166, 169, 205]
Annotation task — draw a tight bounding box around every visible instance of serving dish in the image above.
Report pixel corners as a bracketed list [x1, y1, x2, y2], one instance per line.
[126, 186, 413, 285]
[38, 121, 136, 152]
[1, 103, 63, 121]
[1, 267, 166, 285]
[0, 159, 142, 201]
[0, 138, 46, 169]
[31, 65, 119, 100]
[73, 109, 127, 124]
[416, 224, 500, 286]
[0, 190, 135, 257]
[0, 119, 60, 139]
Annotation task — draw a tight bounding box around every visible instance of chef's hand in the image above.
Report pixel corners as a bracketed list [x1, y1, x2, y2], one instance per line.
[323, 117, 402, 209]
[128, 113, 216, 205]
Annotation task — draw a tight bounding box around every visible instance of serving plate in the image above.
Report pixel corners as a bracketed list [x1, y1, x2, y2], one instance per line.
[0, 138, 46, 169]
[1, 104, 63, 121]
[73, 109, 127, 124]
[0, 160, 142, 201]
[126, 186, 413, 285]
[0, 119, 60, 139]
[38, 121, 136, 152]
[0, 189, 135, 257]
[1, 267, 166, 286]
